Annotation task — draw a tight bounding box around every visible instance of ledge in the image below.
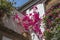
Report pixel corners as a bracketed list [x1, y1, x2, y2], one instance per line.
[18, 0, 45, 12]
[0, 25, 26, 40]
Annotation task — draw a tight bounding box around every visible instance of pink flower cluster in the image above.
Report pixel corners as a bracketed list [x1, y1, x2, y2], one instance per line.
[13, 5, 43, 38]
[13, 11, 42, 34]
[22, 11, 42, 34]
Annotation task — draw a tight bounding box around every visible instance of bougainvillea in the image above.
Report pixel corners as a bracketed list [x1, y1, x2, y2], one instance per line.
[13, 6, 42, 39]
[22, 12, 42, 33]
[44, 3, 60, 40]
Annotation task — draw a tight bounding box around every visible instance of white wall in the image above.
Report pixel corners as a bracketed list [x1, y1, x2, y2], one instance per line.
[26, 3, 45, 33]
[26, 3, 45, 40]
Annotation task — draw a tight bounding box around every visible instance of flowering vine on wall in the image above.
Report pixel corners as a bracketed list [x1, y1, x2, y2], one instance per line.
[13, 6, 43, 40]
[44, 3, 60, 40]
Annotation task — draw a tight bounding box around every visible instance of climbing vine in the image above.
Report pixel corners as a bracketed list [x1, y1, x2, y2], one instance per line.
[44, 3, 60, 40]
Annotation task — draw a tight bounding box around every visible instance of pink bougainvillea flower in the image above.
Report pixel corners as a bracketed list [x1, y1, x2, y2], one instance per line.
[13, 5, 42, 39]
[22, 15, 30, 21]
[33, 12, 40, 22]
[22, 12, 42, 33]
[29, 13, 32, 16]
[22, 22, 29, 30]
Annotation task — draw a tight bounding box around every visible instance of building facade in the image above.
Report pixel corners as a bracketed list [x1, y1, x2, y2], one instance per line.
[0, 0, 46, 40]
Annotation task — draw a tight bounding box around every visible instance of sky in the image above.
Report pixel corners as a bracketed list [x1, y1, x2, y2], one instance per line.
[8, 0, 29, 7]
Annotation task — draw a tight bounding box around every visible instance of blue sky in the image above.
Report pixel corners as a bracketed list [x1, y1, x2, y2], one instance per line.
[9, 0, 29, 7]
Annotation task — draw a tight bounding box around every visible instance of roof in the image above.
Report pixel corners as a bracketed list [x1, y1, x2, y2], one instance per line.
[18, 0, 46, 12]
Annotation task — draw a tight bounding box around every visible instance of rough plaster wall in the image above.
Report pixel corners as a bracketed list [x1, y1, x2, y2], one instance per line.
[3, 10, 25, 34]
